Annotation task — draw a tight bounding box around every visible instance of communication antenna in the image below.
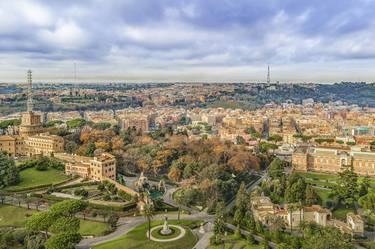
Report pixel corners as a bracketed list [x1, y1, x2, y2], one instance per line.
[26, 70, 33, 112]
[74, 62, 77, 83]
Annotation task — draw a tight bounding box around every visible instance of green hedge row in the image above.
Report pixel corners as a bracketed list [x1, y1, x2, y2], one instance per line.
[5, 177, 76, 193]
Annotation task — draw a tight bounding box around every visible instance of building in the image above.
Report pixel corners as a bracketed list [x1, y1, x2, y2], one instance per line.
[62, 153, 116, 181]
[251, 196, 364, 236]
[24, 133, 64, 157]
[0, 135, 24, 157]
[89, 153, 116, 181]
[120, 114, 150, 132]
[19, 70, 44, 137]
[292, 146, 375, 176]
[0, 71, 62, 157]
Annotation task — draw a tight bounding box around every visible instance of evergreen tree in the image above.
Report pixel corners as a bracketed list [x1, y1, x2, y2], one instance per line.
[334, 168, 358, 207]
[0, 152, 19, 187]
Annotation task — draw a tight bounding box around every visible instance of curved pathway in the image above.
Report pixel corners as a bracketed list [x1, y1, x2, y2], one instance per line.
[76, 212, 214, 249]
[148, 225, 186, 242]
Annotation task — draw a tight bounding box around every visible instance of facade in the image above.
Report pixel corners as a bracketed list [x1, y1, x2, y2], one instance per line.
[251, 196, 364, 236]
[120, 115, 150, 132]
[24, 133, 64, 156]
[292, 147, 375, 176]
[19, 111, 44, 137]
[62, 153, 116, 181]
[0, 135, 24, 157]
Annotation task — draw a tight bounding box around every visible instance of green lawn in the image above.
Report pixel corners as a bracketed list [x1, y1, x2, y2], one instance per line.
[94, 220, 201, 249]
[297, 172, 338, 181]
[207, 235, 263, 249]
[0, 205, 34, 227]
[0, 205, 109, 237]
[5, 167, 70, 191]
[314, 188, 333, 206]
[80, 220, 110, 236]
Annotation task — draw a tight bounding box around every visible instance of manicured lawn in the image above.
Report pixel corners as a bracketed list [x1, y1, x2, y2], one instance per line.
[0, 205, 108, 237]
[207, 235, 263, 249]
[5, 167, 70, 191]
[0, 205, 34, 227]
[151, 226, 182, 239]
[314, 188, 333, 206]
[79, 220, 110, 236]
[94, 220, 201, 249]
[297, 172, 338, 181]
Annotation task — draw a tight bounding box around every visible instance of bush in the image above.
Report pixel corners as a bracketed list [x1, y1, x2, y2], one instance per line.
[35, 163, 48, 171]
[74, 188, 88, 197]
[247, 234, 256, 245]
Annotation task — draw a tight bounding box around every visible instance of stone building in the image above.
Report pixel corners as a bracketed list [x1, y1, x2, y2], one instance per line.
[292, 147, 375, 176]
[0, 71, 63, 157]
[24, 133, 64, 157]
[251, 196, 364, 236]
[63, 153, 116, 181]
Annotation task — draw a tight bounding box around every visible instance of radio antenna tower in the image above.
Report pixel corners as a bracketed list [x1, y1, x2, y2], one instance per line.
[26, 70, 33, 112]
[74, 62, 77, 83]
[267, 65, 271, 84]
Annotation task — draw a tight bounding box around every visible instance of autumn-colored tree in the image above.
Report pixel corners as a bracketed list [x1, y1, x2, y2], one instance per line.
[95, 141, 111, 151]
[137, 159, 150, 173]
[168, 165, 182, 182]
[228, 151, 260, 172]
[111, 136, 124, 151]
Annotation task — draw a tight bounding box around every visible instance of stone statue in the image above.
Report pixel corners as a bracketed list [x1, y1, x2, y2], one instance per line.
[199, 222, 205, 234]
[160, 215, 172, 235]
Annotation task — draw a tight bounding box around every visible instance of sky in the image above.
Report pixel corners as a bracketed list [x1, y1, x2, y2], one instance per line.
[1, 0, 375, 83]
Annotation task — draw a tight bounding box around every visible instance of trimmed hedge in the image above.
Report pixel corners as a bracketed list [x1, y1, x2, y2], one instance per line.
[5, 177, 77, 193]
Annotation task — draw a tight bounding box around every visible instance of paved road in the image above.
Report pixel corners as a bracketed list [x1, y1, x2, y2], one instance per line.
[163, 187, 196, 213]
[224, 173, 265, 212]
[193, 222, 214, 249]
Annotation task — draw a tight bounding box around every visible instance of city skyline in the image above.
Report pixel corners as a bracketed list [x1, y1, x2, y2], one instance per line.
[1, 0, 375, 83]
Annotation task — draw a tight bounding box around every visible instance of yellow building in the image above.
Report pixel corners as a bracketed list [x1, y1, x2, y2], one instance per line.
[292, 147, 375, 176]
[0, 71, 61, 157]
[19, 111, 44, 137]
[62, 153, 116, 181]
[0, 135, 25, 157]
[24, 133, 64, 157]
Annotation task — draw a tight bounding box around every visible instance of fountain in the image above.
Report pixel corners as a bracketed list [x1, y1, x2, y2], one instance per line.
[160, 215, 172, 235]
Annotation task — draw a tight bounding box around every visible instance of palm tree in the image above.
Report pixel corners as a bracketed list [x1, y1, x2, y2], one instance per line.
[175, 194, 183, 222]
[287, 203, 296, 233]
[297, 201, 304, 231]
[143, 203, 154, 240]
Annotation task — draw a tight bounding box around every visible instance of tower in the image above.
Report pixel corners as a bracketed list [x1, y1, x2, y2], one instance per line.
[20, 70, 43, 137]
[26, 70, 33, 112]
[267, 65, 271, 84]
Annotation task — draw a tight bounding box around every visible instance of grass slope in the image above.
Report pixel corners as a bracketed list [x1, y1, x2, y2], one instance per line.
[5, 167, 69, 191]
[0, 205, 108, 236]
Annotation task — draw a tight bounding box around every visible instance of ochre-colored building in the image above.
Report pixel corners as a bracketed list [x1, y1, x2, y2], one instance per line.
[19, 111, 44, 137]
[292, 147, 375, 176]
[24, 133, 64, 157]
[62, 153, 116, 181]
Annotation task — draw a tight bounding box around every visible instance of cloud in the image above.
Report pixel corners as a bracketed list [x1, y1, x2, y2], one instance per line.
[1, 0, 375, 82]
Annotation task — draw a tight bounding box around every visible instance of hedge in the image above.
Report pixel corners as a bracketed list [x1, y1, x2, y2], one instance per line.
[5, 177, 77, 193]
